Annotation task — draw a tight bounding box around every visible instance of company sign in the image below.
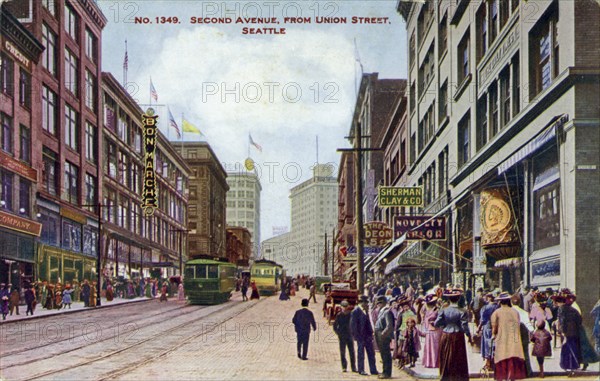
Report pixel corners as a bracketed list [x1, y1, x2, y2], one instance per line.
[142, 108, 158, 215]
[363, 221, 393, 247]
[378, 186, 423, 207]
[393, 216, 446, 241]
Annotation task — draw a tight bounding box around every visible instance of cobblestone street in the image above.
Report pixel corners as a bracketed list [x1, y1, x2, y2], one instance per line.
[111, 289, 417, 381]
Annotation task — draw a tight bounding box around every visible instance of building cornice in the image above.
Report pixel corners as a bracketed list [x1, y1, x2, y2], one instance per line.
[0, 5, 44, 63]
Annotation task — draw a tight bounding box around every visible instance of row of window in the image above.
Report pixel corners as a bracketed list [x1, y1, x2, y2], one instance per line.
[0, 53, 32, 108]
[38, 208, 99, 256]
[0, 113, 31, 162]
[102, 187, 183, 251]
[0, 169, 31, 216]
[226, 200, 256, 209]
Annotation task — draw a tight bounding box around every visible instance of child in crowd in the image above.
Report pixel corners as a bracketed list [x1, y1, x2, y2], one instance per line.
[402, 317, 425, 368]
[531, 320, 552, 378]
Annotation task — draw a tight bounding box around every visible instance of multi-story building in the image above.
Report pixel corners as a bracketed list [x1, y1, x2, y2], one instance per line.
[4, 0, 107, 285]
[177, 142, 228, 259]
[226, 226, 251, 267]
[334, 152, 355, 279]
[225, 170, 261, 258]
[398, 0, 599, 331]
[264, 164, 338, 276]
[0, 5, 43, 286]
[101, 73, 190, 279]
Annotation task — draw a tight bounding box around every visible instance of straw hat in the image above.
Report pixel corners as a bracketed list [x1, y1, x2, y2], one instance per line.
[496, 292, 512, 301]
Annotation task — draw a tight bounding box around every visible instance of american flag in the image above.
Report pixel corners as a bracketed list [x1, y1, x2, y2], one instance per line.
[150, 79, 158, 102]
[168, 107, 181, 138]
[249, 134, 262, 152]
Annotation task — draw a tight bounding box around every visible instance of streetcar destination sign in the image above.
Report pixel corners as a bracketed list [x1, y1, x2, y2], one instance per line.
[378, 186, 423, 207]
[393, 215, 446, 240]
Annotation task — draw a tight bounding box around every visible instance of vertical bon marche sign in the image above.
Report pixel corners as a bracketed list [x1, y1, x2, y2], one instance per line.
[142, 108, 158, 215]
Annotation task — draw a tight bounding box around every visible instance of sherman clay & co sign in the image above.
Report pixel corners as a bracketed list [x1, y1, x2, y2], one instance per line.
[393, 216, 446, 241]
[378, 186, 423, 207]
[363, 221, 393, 247]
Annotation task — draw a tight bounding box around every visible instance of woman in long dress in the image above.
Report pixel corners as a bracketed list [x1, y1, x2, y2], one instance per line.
[178, 283, 185, 301]
[422, 294, 442, 368]
[554, 291, 582, 374]
[434, 289, 472, 381]
[250, 281, 260, 300]
[478, 293, 498, 371]
[89, 282, 97, 307]
[491, 292, 527, 380]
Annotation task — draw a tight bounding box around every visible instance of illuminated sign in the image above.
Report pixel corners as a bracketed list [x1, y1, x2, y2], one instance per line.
[142, 108, 158, 215]
[363, 221, 393, 247]
[393, 216, 446, 241]
[378, 186, 423, 207]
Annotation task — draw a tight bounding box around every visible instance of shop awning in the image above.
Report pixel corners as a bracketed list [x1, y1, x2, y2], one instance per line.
[497, 114, 567, 175]
[384, 241, 443, 274]
[366, 234, 406, 271]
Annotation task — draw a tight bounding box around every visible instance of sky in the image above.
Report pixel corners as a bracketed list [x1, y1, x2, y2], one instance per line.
[96, 0, 408, 242]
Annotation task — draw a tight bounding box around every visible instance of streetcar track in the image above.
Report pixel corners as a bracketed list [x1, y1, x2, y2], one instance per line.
[0, 301, 190, 363]
[5, 298, 260, 381]
[99, 298, 265, 381]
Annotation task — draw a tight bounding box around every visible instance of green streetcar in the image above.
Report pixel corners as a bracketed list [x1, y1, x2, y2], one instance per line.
[250, 259, 284, 296]
[183, 258, 237, 304]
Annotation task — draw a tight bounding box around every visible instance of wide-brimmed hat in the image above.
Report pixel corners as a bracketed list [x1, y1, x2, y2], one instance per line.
[484, 292, 495, 300]
[424, 294, 438, 304]
[443, 288, 462, 297]
[496, 292, 512, 301]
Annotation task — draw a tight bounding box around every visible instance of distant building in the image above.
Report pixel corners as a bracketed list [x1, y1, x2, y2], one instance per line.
[177, 142, 228, 259]
[225, 171, 261, 258]
[226, 226, 251, 267]
[263, 164, 338, 276]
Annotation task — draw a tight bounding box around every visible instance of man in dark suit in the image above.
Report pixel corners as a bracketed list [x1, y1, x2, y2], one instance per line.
[374, 296, 394, 379]
[351, 295, 379, 376]
[292, 298, 317, 360]
[333, 300, 357, 372]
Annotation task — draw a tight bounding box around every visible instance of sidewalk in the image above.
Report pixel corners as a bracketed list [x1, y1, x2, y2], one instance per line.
[0, 295, 154, 324]
[403, 324, 599, 379]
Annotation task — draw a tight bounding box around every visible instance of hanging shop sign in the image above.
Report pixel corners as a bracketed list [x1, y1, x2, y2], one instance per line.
[142, 108, 159, 215]
[480, 187, 521, 259]
[393, 215, 446, 241]
[378, 186, 423, 207]
[363, 221, 393, 247]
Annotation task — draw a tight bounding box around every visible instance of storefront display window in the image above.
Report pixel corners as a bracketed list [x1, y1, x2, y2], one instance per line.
[62, 219, 82, 252]
[40, 209, 60, 246]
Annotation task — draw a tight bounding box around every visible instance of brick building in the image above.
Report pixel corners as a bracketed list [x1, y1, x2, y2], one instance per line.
[396, 0, 599, 331]
[0, 4, 44, 287]
[177, 142, 228, 260]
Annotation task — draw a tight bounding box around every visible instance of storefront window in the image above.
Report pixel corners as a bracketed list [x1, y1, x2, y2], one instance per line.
[62, 219, 82, 252]
[83, 226, 98, 257]
[40, 209, 60, 246]
[533, 146, 560, 250]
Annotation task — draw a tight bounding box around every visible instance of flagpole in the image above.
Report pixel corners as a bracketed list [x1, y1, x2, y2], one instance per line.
[149, 77, 152, 106]
[181, 112, 184, 150]
[123, 40, 128, 86]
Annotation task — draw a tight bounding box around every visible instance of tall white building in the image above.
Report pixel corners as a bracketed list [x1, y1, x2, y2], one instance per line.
[262, 164, 338, 276]
[226, 171, 261, 258]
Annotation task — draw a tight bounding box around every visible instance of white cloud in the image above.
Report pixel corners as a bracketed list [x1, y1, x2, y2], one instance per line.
[98, 0, 406, 242]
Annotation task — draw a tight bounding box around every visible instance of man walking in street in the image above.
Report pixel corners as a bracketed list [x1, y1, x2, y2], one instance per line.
[333, 300, 357, 373]
[351, 295, 379, 376]
[374, 296, 394, 379]
[309, 282, 317, 304]
[241, 276, 249, 301]
[292, 298, 317, 360]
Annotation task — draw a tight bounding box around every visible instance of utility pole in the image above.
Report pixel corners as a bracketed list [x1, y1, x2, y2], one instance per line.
[331, 226, 335, 281]
[323, 231, 328, 276]
[354, 121, 365, 295]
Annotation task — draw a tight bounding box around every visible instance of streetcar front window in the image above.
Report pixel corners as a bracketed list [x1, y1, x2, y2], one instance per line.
[196, 265, 207, 279]
[184, 266, 195, 279]
[207, 265, 218, 279]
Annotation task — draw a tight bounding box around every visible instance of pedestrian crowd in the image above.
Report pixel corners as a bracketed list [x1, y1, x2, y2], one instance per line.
[298, 278, 600, 381]
[0, 276, 184, 320]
